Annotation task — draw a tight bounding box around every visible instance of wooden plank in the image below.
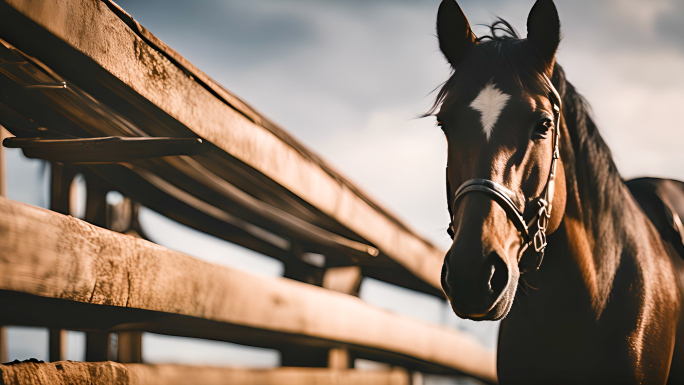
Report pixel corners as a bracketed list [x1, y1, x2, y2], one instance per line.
[0, 26, 441, 298]
[0, 361, 411, 385]
[0, 198, 496, 382]
[4, 137, 208, 163]
[0, 0, 445, 292]
[127, 364, 410, 385]
[0, 361, 129, 385]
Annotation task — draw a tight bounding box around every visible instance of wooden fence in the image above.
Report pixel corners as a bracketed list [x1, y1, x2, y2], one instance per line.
[0, 0, 497, 383]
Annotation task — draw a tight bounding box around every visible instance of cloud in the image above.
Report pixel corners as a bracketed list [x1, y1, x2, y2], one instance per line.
[318, 106, 452, 249]
[6, 0, 681, 363]
[655, 1, 684, 53]
[114, 0, 317, 68]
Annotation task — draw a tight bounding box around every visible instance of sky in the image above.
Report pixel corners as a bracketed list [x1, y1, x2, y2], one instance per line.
[104, 0, 684, 249]
[4, 0, 684, 382]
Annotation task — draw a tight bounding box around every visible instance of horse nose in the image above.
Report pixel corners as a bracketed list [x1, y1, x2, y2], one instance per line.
[442, 249, 510, 318]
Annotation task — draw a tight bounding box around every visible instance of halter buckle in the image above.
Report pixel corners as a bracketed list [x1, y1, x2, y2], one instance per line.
[532, 202, 548, 253]
[533, 227, 547, 253]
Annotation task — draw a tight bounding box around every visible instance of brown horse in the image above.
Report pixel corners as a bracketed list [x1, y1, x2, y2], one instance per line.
[433, 0, 684, 383]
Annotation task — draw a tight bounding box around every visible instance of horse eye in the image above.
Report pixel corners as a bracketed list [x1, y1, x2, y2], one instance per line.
[532, 118, 552, 140]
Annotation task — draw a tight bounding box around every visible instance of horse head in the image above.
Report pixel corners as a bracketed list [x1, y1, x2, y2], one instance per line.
[436, 0, 568, 321]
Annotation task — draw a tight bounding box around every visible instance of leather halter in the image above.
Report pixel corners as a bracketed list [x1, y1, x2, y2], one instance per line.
[449, 75, 562, 274]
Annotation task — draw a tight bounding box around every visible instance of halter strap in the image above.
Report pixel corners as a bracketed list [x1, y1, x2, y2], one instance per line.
[453, 179, 530, 241]
[450, 74, 562, 274]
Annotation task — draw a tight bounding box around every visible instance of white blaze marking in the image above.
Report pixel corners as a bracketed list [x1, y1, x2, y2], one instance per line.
[469, 82, 511, 141]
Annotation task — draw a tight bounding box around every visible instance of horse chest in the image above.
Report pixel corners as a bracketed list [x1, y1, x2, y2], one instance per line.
[497, 248, 679, 384]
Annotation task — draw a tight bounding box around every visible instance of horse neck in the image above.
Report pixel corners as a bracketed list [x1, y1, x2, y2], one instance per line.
[554, 76, 640, 316]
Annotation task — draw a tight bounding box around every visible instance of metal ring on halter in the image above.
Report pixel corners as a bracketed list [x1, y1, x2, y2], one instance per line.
[449, 74, 562, 274]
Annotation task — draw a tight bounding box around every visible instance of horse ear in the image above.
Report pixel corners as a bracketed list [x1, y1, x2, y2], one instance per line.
[437, 0, 477, 69]
[526, 0, 561, 75]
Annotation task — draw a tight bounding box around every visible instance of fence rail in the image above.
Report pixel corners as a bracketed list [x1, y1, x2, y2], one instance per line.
[0, 197, 496, 382]
[0, 0, 498, 383]
[0, 0, 444, 297]
[1, 362, 411, 385]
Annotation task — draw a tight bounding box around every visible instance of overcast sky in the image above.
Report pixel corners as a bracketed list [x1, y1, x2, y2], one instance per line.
[6, 0, 684, 379]
[110, 0, 684, 250]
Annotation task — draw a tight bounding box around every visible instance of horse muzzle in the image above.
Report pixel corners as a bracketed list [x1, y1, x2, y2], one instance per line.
[442, 244, 517, 321]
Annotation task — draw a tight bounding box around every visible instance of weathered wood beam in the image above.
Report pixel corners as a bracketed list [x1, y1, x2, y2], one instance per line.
[48, 329, 66, 362]
[0, 126, 8, 198]
[323, 267, 362, 296]
[85, 331, 110, 362]
[328, 348, 351, 370]
[0, 15, 442, 298]
[49, 163, 74, 216]
[123, 161, 379, 259]
[84, 175, 108, 229]
[0, 361, 411, 385]
[0, 0, 445, 292]
[3, 137, 209, 164]
[116, 331, 142, 364]
[47, 163, 74, 361]
[0, 326, 7, 363]
[0, 198, 496, 382]
[0, 129, 6, 365]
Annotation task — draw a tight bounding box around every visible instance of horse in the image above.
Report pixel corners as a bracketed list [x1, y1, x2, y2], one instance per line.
[432, 0, 684, 383]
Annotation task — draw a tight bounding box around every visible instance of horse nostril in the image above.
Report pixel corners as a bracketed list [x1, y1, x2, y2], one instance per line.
[488, 253, 509, 295]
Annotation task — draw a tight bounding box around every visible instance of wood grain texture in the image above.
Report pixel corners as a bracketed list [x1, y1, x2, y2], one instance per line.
[1, 0, 444, 291]
[0, 126, 9, 197]
[126, 365, 410, 385]
[0, 362, 410, 385]
[48, 329, 66, 362]
[0, 327, 7, 363]
[0, 198, 496, 382]
[0, 361, 128, 385]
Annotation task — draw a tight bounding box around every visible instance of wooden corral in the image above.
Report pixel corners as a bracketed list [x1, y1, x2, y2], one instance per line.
[0, 197, 495, 381]
[0, 0, 443, 297]
[0, 361, 410, 385]
[0, 0, 497, 383]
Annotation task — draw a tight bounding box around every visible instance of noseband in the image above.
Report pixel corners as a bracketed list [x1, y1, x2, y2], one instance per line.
[449, 75, 562, 274]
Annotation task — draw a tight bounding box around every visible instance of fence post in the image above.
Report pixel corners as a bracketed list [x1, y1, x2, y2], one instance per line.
[117, 331, 142, 363]
[0, 126, 8, 362]
[323, 266, 362, 368]
[323, 266, 362, 297]
[328, 348, 351, 369]
[0, 126, 7, 197]
[0, 326, 7, 363]
[47, 162, 76, 361]
[49, 329, 67, 362]
[50, 163, 75, 215]
[84, 175, 108, 228]
[85, 331, 110, 362]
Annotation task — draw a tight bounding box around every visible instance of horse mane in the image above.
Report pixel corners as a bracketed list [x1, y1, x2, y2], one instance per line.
[429, 18, 626, 236]
[551, 66, 626, 237]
